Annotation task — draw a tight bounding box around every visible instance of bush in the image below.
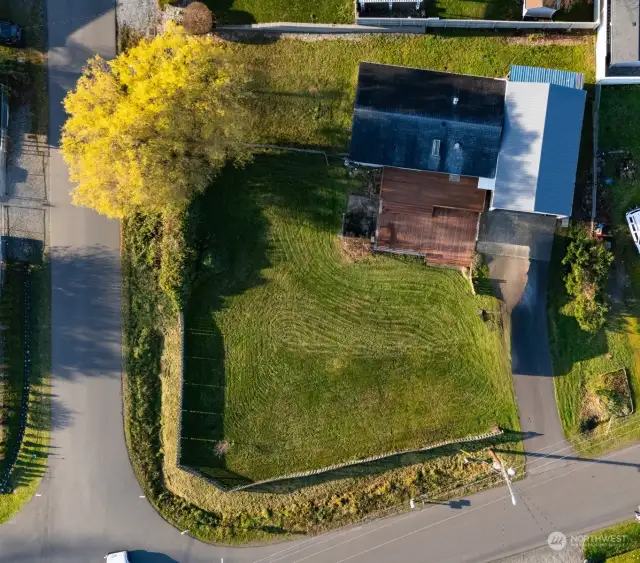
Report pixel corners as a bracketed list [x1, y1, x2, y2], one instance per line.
[562, 227, 613, 333]
[183, 2, 215, 35]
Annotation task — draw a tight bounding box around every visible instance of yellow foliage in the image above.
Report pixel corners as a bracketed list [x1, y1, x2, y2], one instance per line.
[61, 23, 249, 218]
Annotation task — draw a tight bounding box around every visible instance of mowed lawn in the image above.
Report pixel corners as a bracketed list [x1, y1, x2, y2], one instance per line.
[204, 0, 354, 24]
[180, 152, 517, 482]
[226, 34, 595, 150]
[204, 0, 523, 23]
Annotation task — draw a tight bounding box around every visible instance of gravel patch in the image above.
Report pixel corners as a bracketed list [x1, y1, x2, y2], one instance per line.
[3, 104, 47, 252]
[6, 105, 48, 203]
[116, 0, 162, 36]
[216, 30, 366, 41]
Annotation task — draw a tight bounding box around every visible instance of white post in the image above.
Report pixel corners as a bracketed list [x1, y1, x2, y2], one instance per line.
[490, 449, 516, 506]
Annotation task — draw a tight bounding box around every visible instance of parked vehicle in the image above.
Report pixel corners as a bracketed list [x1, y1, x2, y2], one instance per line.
[0, 22, 21, 46]
[106, 552, 130, 563]
[626, 208, 640, 254]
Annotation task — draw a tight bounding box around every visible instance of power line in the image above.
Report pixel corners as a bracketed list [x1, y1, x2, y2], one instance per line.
[311, 442, 640, 563]
[254, 414, 640, 563]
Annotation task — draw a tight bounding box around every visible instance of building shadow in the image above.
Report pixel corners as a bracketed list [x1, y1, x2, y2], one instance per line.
[241, 429, 526, 493]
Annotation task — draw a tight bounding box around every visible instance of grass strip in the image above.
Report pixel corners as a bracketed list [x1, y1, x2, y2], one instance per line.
[0, 261, 51, 523]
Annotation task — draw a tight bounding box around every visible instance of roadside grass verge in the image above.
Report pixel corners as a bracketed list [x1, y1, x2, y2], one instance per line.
[545, 85, 640, 454]
[224, 33, 595, 150]
[547, 233, 640, 455]
[0, 261, 50, 523]
[609, 549, 640, 562]
[583, 520, 640, 562]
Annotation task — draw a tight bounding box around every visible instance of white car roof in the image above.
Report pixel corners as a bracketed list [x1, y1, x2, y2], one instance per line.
[106, 553, 129, 563]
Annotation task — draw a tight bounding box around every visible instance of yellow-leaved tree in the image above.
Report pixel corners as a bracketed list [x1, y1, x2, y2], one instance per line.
[61, 23, 249, 218]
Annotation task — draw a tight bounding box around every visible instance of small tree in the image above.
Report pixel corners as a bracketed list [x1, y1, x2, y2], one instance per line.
[562, 228, 613, 333]
[61, 24, 248, 218]
[183, 2, 214, 35]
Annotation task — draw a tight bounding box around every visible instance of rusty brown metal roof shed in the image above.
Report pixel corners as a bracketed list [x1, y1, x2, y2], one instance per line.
[376, 167, 487, 267]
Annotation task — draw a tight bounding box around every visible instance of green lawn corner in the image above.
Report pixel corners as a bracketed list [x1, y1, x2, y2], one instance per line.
[180, 152, 518, 482]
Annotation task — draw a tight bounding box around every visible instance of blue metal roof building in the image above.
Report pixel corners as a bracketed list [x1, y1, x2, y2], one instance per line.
[509, 65, 585, 90]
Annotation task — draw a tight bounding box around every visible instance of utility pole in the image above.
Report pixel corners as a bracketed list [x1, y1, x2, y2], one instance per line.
[489, 449, 517, 506]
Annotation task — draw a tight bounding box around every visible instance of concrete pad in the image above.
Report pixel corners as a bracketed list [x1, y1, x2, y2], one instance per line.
[477, 209, 557, 262]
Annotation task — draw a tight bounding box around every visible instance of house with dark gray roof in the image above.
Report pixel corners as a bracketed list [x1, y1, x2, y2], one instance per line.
[347, 62, 586, 267]
[350, 63, 506, 179]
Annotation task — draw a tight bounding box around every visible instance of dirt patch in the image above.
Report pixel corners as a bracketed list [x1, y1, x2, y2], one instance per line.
[506, 33, 590, 46]
[580, 368, 634, 432]
[335, 236, 372, 263]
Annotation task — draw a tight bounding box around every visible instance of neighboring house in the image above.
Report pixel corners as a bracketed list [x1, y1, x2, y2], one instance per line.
[610, 0, 640, 65]
[522, 0, 559, 20]
[348, 62, 586, 267]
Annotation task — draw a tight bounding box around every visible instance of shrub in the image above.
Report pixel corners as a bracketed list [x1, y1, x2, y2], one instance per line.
[560, 0, 592, 11]
[562, 227, 613, 333]
[183, 2, 215, 35]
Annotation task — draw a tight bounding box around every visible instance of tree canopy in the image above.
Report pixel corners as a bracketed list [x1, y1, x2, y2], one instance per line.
[61, 24, 248, 218]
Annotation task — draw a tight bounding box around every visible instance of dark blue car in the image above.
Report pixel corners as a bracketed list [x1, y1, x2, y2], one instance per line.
[0, 22, 22, 46]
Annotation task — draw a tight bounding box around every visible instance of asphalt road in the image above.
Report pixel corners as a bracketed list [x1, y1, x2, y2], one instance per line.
[0, 2, 638, 562]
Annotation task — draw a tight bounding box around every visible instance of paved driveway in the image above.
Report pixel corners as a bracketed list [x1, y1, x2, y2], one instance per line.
[479, 210, 573, 475]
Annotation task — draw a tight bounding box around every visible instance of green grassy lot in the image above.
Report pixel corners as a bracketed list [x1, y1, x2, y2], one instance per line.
[427, 0, 519, 19]
[205, 0, 522, 23]
[584, 520, 640, 562]
[0, 262, 50, 523]
[124, 207, 523, 543]
[227, 34, 595, 150]
[122, 33, 594, 542]
[180, 152, 517, 483]
[205, 0, 354, 24]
